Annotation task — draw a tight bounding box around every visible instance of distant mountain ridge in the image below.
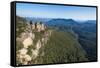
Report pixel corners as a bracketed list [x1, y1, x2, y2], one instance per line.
[25, 17, 52, 23]
[46, 18, 79, 26]
[17, 16, 96, 25]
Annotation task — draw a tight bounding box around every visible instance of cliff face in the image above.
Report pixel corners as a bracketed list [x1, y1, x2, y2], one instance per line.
[16, 17, 52, 65]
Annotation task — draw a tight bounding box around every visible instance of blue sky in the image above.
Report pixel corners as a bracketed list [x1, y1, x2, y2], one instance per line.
[16, 3, 96, 20]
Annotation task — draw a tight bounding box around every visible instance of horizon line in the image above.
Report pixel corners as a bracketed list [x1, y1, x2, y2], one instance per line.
[16, 15, 96, 21]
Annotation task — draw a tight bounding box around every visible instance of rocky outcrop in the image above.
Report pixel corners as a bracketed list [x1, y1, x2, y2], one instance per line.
[16, 22, 52, 65]
[31, 22, 46, 32]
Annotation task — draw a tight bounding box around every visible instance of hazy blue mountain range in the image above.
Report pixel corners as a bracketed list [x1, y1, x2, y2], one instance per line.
[46, 19, 80, 26]
[25, 17, 52, 23]
[46, 18, 97, 61]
